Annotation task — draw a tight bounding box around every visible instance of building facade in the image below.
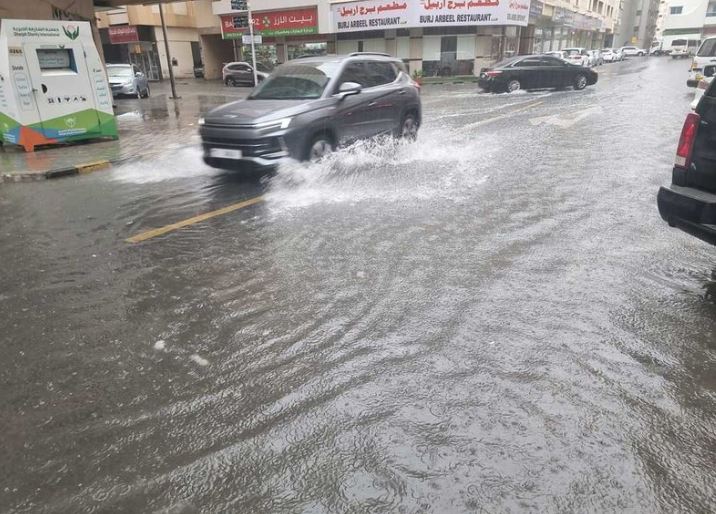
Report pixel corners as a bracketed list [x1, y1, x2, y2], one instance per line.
[659, 0, 716, 48]
[93, 0, 622, 81]
[613, 0, 660, 47]
[211, 0, 620, 77]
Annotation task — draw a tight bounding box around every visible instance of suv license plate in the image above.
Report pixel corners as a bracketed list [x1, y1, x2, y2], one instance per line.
[210, 148, 242, 159]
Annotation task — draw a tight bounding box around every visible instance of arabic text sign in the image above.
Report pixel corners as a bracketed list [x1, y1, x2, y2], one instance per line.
[221, 7, 318, 39]
[333, 1, 410, 32]
[108, 25, 139, 44]
[331, 0, 530, 32]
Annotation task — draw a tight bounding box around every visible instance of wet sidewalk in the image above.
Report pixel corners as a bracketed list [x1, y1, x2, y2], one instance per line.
[0, 79, 250, 183]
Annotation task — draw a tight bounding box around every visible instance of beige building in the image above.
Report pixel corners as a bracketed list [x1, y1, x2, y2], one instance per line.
[96, 1, 231, 80]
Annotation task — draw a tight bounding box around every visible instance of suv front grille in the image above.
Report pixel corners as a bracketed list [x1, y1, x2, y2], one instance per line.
[203, 137, 283, 157]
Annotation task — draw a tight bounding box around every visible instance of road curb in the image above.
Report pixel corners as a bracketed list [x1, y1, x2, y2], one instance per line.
[1, 155, 136, 184]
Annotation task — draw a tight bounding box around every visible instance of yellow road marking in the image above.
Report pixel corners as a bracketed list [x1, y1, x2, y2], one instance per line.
[126, 196, 265, 244]
[76, 160, 110, 174]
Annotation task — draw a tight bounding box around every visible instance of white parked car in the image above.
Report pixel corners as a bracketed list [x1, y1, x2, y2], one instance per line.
[587, 50, 603, 66]
[601, 48, 618, 62]
[544, 50, 566, 60]
[687, 37, 716, 87]
[562, 48, 590, 67]
[620, 46, 647, 57]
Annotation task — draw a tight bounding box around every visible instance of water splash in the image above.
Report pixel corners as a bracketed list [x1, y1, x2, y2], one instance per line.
[264, 125, 497, 212]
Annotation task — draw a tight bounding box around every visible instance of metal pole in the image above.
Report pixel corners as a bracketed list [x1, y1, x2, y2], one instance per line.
[247, 2, 258, 86]
[158, 2, 179, 99]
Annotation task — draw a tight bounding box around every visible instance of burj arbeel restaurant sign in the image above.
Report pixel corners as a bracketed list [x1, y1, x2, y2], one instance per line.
[331, 0, 530, 32]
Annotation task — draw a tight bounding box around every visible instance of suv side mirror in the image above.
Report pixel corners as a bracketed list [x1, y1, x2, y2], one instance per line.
[337, 81, 361, 98]
[704, 66, 715, 78]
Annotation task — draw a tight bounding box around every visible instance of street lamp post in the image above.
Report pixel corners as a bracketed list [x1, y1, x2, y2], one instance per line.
[247, 2, 259, 86]
[158, 2, 179, 99]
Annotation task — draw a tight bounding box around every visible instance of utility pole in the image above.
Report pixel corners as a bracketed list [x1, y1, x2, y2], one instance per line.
[247, 2, 258, 86]
[158, 2, 179, 99]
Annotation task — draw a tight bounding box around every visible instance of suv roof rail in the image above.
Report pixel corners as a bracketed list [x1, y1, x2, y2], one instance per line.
[348, 52, 391, 57]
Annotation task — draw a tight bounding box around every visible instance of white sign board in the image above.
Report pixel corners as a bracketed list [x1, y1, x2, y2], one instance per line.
[331, 0, 530, 31]
[242, 34, 262, 44]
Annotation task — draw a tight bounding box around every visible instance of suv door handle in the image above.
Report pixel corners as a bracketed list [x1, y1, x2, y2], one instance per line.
[368, 101, 378, 106]
[398, 90, 407, 95]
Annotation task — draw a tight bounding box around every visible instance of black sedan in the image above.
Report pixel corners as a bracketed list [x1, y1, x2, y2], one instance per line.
[478, 55, 598, 93]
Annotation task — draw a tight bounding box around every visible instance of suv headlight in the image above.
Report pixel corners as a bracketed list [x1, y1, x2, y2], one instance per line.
[254, 117, 292, 131]
[198, 117, 205, 126]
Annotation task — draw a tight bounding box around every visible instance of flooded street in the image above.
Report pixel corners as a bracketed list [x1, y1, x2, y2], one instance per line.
[1, 58, 715, 513]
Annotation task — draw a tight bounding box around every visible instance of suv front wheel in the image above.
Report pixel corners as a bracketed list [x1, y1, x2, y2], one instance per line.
[306, 134, 334, 162]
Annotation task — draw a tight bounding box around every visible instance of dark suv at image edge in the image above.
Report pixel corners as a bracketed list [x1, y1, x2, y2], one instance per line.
[658, 80, 716, 244]
[199, 53, 421, 169]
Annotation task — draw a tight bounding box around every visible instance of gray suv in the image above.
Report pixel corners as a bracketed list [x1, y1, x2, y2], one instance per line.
[199, 53, 421, 169]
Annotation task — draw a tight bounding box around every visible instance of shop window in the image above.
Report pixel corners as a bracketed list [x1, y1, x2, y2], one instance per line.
[422, 35, 474, 77]
[670, 6, 683, 14]
[707, 1, 716, 16]
[287, 42, 327, 61]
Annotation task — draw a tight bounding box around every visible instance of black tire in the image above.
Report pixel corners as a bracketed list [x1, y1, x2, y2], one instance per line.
[227, 77, 237, 87]
[397, 112, 419, 141]
[305, 134, 334, 162]
[574, 74, 588, 90]
[638, 52, 644, 56]
[506, 79, 521, 93]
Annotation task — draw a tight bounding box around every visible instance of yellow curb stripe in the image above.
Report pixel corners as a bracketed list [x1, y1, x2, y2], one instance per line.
[76, 160, 111, 174]
[126, 196, 265, 244]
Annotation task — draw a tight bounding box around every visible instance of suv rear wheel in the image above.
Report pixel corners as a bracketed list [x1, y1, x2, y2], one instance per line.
[399, 113, 419, 141]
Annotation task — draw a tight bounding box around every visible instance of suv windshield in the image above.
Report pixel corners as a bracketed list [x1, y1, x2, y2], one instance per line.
[249, 61, 341, 100]
[107, 67, 132, 78]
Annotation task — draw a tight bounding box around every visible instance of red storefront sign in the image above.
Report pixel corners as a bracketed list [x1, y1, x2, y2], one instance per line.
[220, 7, 318, 40]
[108, 25, 139, 44]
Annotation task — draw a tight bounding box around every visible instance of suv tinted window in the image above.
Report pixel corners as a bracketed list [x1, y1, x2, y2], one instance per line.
[698, 39, 716, 57]
[540, 57, 564, 66]
[337, 61, 368, 89]
[365, 62, 397, 87]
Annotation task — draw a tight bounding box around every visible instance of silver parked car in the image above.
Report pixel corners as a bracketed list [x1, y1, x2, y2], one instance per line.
[107, 64, 150, 99]
[222, 61, 270, 87]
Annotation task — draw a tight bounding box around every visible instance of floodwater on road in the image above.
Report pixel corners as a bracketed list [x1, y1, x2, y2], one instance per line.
[1, 58, 714, 513]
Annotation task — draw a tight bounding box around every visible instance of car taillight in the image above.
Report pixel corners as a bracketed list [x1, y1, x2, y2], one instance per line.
[485, 70, 502, 77]
[675, 112, 700, 169]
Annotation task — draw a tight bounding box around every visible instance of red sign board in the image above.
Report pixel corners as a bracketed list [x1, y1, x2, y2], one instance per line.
[108, 25, 139, 44]
[221, 7, 318, 40]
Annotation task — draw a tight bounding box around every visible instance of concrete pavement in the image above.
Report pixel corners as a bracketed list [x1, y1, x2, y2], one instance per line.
[0, 79, 250, 183]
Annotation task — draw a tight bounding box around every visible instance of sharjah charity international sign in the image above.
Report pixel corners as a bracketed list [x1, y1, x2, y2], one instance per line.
[331, 0, 530, 31]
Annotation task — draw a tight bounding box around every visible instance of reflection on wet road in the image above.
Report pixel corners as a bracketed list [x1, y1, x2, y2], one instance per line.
[1, 59, 715, 513]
